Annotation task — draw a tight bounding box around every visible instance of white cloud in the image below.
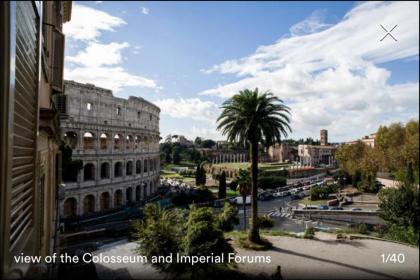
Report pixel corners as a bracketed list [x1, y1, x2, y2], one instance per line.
[141, 7, 150, 15]
[66, 42, 129, 67]
[63, 3, 126, 42]
[201, 1, 419, 141]
[64, 66, 157, 92]
[132, 45, 142, 55]
[63, 4, 158, 93]
[290, 9, 332, 36]
[95, 1, 103, 4]
[154, 98, 220, 124]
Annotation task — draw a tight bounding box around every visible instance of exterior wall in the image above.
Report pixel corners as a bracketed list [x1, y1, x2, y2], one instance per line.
[320, 129, 328, 146]
[298, 144, 337, 166]
[59, 80, 161, 218]
[268, 143, 297, 162]
[37, 1, 70, 259]
[0, 1, 71, 278]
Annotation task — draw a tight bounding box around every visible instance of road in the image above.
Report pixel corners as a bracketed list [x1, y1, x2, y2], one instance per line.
[235, 196, 347, 232]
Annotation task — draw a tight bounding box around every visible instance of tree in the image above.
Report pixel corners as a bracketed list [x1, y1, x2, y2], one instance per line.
[217, 88, 291, 243]
[217, 202, 239, 232]
[194, 137, 202, 147]
[231, 169, 252, 230]
[200, 164, 207, 186]
[258, 175, 287, 190]
[218, 171, 227, 199]
[201, 139, 216, 149]
[379, 166, 419, 244]
[173, 147, 181, 164]
[195, 164, 202, 186]
[161, 142, 173, 164]
[60, 142, 83, 182]
[195, 162, 207, 186]
[184, 207, 234, 275]
[133, 204, 184, 274]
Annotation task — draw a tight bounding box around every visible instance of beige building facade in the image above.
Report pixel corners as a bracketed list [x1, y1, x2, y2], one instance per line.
[268, 143, 297, 163]
[1, 1, 71, 278]
[57, 81, 161, 218]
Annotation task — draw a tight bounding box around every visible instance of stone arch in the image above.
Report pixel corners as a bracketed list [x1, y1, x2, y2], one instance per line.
[136, 185, 141, 201]
[150, 181, 154, 194]
[143, 158, 148, 173]
[126, 135, 134, 150]
[136, 160, 142, 174]
[135, 135, 141, 150]
[114, 134, 123, 150]
[114, 162, 123, 177]
[64, 131, 77, 149]
[100, 162, 110, 179]
[83, 131, 95, 150]
[100, 133, 109, 150]
[84, 163, 95, 181]
[149, 158, 153, 172]
[63, 197, 77, 218]
[126, 187, 133, 202]
[83, 194, 95, 215]
[154, 158, 159, 171]
[100, 192, 111, 210]
[143, 182, 148, 198]
[114, 189, 123, 207]
[126, 160, 133, 176]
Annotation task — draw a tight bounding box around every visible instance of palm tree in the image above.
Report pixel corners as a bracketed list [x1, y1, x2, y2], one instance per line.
[217, 88, 291, 242]
[232, 169, 252, 230]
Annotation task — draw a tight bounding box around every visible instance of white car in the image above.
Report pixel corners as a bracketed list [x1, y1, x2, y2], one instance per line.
[273, 192, 281, 198]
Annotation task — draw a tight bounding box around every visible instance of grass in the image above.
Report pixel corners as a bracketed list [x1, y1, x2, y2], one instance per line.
[226, 190, 239, 197]
[160, 170, 184, 179]
[260, 229, 297, 237]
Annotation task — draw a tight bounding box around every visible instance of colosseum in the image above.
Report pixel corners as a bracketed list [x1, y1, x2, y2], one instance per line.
[57, 80, 160, 218]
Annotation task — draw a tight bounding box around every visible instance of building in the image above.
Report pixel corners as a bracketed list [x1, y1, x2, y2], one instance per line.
[320, 129, 328, 146]
[1, 1, 71, 278]
[345, 133, 376, 148]
[361, 133, 376, 148]
[56, 81, 160, 219]
[298, 130, 337, 166]
[267, 143, 298, 163]
[298, 144, 337, 166]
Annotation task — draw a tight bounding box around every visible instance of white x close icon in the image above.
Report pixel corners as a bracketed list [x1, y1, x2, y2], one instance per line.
[380, 24, 398, 42]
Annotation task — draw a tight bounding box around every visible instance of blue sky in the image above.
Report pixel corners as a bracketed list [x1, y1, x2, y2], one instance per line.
[64, 1, 419, 142]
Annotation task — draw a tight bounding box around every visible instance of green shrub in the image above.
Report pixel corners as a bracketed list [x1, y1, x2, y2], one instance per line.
[184, 207, 234, 273]
[385, 225, 419, 246]
[355, 223, 368, 234]
[258, 175, 287, 190]
[179, 169, 196, 177]
[303, 227, 316, 239]
[336, 233, 346, 240]
[257, 215, 275, 229]
[171, 187, 215, 206]
[217, 203, 239, 232]
[133, 204, 183, 274]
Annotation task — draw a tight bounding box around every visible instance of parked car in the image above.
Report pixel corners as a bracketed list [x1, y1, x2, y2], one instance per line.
[318, 205, 329, 210]
[327, 199, 339, 206]
[258, 193, 272, 201]
[302, 206, 318, 210]
[329, 207, 344, 210]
